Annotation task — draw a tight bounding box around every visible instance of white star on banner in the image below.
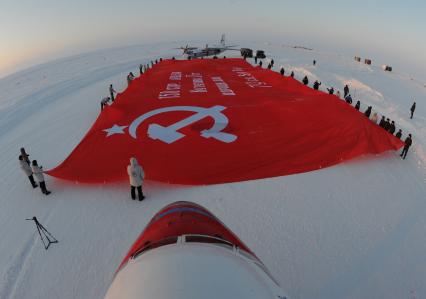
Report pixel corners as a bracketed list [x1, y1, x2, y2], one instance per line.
[103, 124, 128, 137]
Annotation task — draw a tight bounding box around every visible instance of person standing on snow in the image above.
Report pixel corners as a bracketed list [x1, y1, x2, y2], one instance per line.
[410, 102, 416, 119]
[336, 90, 341, 98]
[400, 134, 412, 159]
[109, 84, 116, 102]
[127, 157, 145, 201]
[313, 81, 321, 90]
[19, 155, 38, 188]
[20, 147, 30, 164]
[344, 84, 350, 98]
[31, 160, 51, 195]
[355, 101, 361, 111]
[271, 59, 274, 67]
[395, 129, 402, 139]
[389, 121, 396, 134]
[384, 118, 391, 131]
[371, 112, 379, 124]
[127, 72, 135, 86]
[345, 94, 353, 104]
[379, 116, 386, 128]
[101, 96, 111, 111]
[139, 64, 143, 75]
[327, 87, 334, 95]
[364, 106, 372, 118]
[290, 71, 295, 78]
[280, 67, 285, 76]
[259, 61, 263, 67]
[302, 76, 309, 85]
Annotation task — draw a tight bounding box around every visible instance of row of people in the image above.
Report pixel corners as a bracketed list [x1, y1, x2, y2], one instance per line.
[270, 66, 415, 160]
[344, 97, 413, 159]
[100, 57, 168, 111]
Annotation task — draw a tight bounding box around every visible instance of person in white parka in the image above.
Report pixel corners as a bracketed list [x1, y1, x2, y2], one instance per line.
[127, 157, 145, 201]
[19, 155, 38, 188]
[31, 160, 51, 195]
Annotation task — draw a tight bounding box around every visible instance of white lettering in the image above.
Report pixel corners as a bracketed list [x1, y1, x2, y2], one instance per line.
[211, 76, 235, 96]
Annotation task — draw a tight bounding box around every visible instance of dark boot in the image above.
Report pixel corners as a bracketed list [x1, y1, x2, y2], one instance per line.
[40, 181, 47, 194]
[131, 186, 136, 200]
[137, 186, 145, 201]
[29, 175, 38, 188]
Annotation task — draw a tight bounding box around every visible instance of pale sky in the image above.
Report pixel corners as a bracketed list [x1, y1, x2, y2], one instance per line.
[0, 0, 425, 79]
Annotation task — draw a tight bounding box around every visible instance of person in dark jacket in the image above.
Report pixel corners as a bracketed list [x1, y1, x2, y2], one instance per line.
[327, 87, 334, 95]
[267, 63, 272, 69]
[395, 129, 402, 139]
[127, 72, 135, 85]
[410, 102, 416, 119]
[259, 61, 263, 67]
[101, 96, 111, 111]
[345, 94, 353, 104]
[302, 76, 309, 85]
[270, 59, 274, 67]
[400, 134, 412, 159]
[139, 64, 143, 75]
[355, 101, 361, 110]
[290, 71, 295, 78]
[389, 121, 396, 134]
[254, 56, 258, 64]
[364, 106, 372, 118]
[280, 67, 285, 76]
[344, 84, 349, 98]
[313, 60, 316, 66]
[109, 84, 116, 102]
[384, 118, 391, 131]
[379, 116, 386, 128]
[313, 81, 321, 90]
[31, 160, 51, 195]
[19, 155, 38, 188]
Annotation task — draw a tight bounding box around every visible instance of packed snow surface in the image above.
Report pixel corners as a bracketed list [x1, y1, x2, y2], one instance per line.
[0, 41, 425, 299]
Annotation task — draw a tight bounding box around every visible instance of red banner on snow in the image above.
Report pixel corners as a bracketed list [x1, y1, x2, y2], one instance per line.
[47, 58, 403, 184]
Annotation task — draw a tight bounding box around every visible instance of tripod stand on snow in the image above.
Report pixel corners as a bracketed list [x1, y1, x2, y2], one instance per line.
[26, 217, 58, 250]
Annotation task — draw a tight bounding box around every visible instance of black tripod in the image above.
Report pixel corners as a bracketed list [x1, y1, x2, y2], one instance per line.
[26, 217, 58, 250]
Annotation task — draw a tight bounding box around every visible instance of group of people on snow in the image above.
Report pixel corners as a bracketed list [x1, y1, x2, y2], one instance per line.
[19, 147, 51, 195]
[20, 56, 419, 201]
[269, 65, 416, 160]
[100, 58, 170, 112]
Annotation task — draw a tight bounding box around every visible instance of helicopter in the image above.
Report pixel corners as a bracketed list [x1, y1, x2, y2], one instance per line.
[175, 34, 239, 58]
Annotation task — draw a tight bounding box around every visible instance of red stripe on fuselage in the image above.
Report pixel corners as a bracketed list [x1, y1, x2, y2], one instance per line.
[117, 201, 255, 271]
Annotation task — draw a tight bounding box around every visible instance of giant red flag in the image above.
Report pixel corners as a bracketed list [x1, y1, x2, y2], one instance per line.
[47, 58, 403, 184]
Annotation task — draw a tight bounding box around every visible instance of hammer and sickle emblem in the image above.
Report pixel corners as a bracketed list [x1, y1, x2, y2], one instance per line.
[128, 105, 237, 144]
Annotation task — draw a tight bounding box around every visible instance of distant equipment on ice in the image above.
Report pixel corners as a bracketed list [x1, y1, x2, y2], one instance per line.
[354, 56, 372, 65]
[382, 65, 393, 72]
[240, 48, 253, 58]
[256, 50, 266, 59]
